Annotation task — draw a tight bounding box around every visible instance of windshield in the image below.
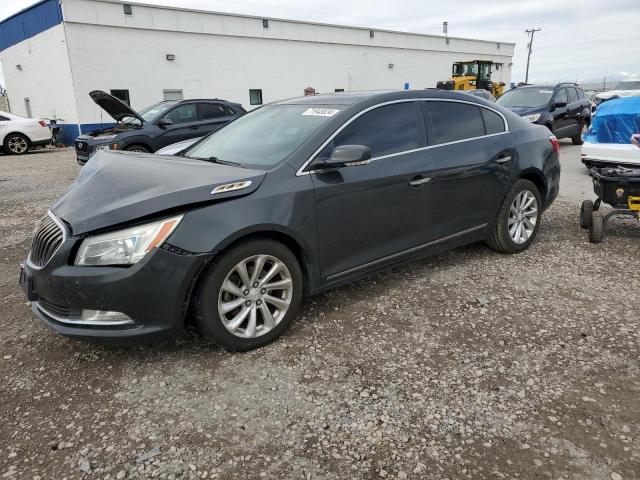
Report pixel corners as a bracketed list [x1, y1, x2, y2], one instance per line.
[138, 102, 178, 122]
[497, 88, 554, 108]
[185, 104, 342, 168]
[613, 81, 640, 90]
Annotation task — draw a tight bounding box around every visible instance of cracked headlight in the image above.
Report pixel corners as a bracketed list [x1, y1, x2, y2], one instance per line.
[75, 216, 183, 266]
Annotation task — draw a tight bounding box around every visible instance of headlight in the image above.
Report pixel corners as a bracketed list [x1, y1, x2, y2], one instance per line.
[93, 134, 118, 140]
[523, 113, 541, 123]
[75, 215, 183, 266]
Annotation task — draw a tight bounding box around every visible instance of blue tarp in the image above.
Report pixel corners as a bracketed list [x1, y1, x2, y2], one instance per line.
[584, 97, 640, 144]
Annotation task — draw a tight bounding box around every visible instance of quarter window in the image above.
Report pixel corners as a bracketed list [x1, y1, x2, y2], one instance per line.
[481, 108, 505, 135]
[319, 102, 420, 159]
[425, 102, 485, 144]
[164, 104, 197, 124]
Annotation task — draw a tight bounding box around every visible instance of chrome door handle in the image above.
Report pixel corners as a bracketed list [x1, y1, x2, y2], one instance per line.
[495, 155, 512, 164]
[409, 176, 432, 187]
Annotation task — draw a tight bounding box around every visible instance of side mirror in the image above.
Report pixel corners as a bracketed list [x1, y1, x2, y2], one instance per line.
[157, 117, 173, 127]
[324, 145, 371, 167]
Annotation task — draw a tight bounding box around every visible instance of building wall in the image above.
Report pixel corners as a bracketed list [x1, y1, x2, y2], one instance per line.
[0, 24, 80, 143]
[64, 22, 513, 126]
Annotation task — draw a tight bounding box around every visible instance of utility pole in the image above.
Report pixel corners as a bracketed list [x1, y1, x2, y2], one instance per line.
[524, 28, 541, 84]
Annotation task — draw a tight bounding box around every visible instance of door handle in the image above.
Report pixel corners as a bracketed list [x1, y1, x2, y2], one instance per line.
[495, 155, 512, 164]
[409, 176, 432, 187]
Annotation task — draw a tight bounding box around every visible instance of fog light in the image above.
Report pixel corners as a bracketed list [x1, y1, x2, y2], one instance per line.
[81, 309, 133, 325]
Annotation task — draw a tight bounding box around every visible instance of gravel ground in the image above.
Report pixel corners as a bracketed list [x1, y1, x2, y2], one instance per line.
[1, 146, 639, 480]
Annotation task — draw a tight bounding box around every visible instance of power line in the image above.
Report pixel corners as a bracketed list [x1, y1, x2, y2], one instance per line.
[524, 28, 541, 84]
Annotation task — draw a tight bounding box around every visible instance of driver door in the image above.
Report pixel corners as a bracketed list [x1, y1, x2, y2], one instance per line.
[155, 103, 200, 148]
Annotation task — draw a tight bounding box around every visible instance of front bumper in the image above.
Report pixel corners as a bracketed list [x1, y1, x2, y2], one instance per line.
[19, 238, 208, 345]
[75, 141, 112, 165]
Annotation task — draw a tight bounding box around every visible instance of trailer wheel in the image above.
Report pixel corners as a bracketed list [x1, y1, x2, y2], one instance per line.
[580, 200, 593, 229]
[589, 211, 604, 243]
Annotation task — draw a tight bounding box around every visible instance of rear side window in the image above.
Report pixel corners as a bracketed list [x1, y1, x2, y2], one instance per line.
[481, 108, 505, 135]
[319, 102, 420, 159]
[198, 103, 233, 120]
[425, 102, 485, 144]
[567, 88, 578, 103]
[577, 88, 586, 100]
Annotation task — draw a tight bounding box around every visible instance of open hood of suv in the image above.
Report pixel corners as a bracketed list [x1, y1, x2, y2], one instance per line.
[51, 150, 266, 234]
[89, 90, 145, 123]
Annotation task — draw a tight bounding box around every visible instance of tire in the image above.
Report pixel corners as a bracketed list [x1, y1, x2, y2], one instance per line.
[194, 238, 303, 351]
[572, 120, 588, 145]
[580, 200, 593, 229]
[3, 133, 30, 155]
[124, 145, 150, 153]
[589, 211, 604, 243]
[486, 179, 542, 254]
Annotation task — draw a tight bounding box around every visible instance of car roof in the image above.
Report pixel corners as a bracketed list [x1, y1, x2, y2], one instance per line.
[271, 89, 499, 106]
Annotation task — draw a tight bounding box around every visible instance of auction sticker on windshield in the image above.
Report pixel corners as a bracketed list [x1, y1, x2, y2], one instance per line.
[302, 108, 340, 117]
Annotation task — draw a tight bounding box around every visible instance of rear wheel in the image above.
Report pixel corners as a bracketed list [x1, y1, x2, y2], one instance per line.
[124, 144, 150, 153]
[194, 238, 303, 351]
[580, 200, 593, 229]
[589, 211, 604, 243]
[486, 179, 542, 254]
[572, 120, 588, 145]
[4, 133, 30, 155]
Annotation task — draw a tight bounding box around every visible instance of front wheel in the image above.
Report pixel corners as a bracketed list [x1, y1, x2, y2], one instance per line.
[124, 145, 150, 153]
[4, 133, 30, 155]
[194, 238, 303, 351]
[486, 179, 542, 254]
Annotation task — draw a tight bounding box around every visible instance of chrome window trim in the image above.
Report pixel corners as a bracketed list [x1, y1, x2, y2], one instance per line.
[296, 98, 509, 176]
[35, 302, 134, 327]
[326, 223, 488, 281]
[27, 210, 67, 271]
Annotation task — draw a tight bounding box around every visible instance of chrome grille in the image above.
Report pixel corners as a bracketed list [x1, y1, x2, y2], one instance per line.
[29, 213, 64, 268]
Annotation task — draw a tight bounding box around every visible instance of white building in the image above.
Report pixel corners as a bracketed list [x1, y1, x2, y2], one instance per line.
[0, 0, 514, 144]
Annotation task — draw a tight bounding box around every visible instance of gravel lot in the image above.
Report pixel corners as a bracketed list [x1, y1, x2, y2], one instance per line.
[1, 144, 639, 480]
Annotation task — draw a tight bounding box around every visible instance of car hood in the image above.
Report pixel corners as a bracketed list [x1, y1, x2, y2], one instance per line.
[503, 106, 544, 116]
[51, 150, 266, 235]
[89, 90, 145, 123]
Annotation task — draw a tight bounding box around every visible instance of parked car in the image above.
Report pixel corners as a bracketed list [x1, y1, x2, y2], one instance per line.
[496, 83, 591, 144]
[463, 89, 496, 102]
[0, 110, 52, 155]
[74, 91, 245, 164]
[581, 97, 640, 169]
[593, 78, 640, 110]
[20, 90, 560, 351]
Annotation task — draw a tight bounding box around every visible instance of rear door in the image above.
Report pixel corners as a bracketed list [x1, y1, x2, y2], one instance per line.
[566, 87, 581, 135]
[421, 100, 513, 236]
[197, 103, 236, 136]
[154, 103, 200, 148]
[310, 101, 436, 281]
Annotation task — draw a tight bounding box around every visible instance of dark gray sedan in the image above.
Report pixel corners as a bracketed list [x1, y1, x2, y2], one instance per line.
[20, 90, 560, 351]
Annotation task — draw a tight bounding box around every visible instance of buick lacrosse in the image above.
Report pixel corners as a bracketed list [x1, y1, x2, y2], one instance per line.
[20, 90, 560, 350]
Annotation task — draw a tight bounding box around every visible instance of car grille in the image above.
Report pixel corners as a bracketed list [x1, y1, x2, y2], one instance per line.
[29, 214, 65, 268]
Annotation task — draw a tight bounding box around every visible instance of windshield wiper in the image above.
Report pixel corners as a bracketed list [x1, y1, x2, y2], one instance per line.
[186, 155, 244, 167]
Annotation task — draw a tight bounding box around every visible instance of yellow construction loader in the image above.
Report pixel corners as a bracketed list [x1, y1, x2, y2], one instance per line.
[436, 60, 506, 98]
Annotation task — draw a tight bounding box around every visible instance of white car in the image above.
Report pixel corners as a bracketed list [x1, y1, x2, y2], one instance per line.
[0, 111, 52, 155]
[581, 142, 640, 168]
[593, 79, 640, 110]
[155, 136, 202, 156]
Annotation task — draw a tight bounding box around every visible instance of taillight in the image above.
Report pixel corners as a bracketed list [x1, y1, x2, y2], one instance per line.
[38, 120, 47, 128]
[549, 135, 559, 154]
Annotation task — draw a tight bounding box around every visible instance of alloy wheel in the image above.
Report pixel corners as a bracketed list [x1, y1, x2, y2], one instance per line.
[7, 136, 28, 154]
[508, 190, 538, 244]
[217, 254, 293, 338]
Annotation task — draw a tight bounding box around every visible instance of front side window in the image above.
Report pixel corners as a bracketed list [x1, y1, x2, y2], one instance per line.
[318, 102, 420, 160]
[567, 87, 578, 103]
[554, 89, 568, 104]
[185, 104, 341, 168]
[139, 102, 177, 122]
[425, 102, 485, 144]
[164, 104, 197, 124]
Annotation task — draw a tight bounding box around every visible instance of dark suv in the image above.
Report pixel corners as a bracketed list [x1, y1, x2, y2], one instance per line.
[497, 83, 591, 144]
[74, 91, 245, 164]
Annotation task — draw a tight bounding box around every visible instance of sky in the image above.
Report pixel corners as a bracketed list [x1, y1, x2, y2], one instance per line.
[1, 0, 639, 88]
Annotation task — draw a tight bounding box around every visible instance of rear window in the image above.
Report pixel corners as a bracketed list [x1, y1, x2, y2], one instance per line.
[425, 102, 485, 144]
